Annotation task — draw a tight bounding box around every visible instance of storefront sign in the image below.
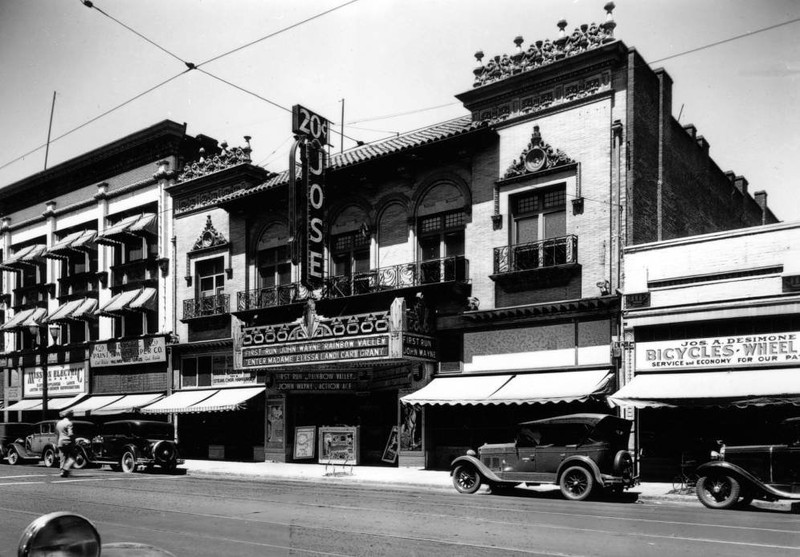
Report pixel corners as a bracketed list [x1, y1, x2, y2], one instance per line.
[6, 386, 21, 401]
[23, 364, 86, 396]
[294, 426, 316, 459]
[319, 426, 359, 465]
[274, 371, 361, 391]
[90, 337, 166, 367]
[402, 334, 437, 360]
[636, 332, 800, 371]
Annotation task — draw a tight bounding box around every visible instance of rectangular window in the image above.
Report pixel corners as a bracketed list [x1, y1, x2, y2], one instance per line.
[258, 246, 291, 289]
[417, 211, 465, 262]
[331, 231, 370, 276]
[512, 187, 567, 243]
[197, 257, 225, 297]
[182, 357, 198, 388]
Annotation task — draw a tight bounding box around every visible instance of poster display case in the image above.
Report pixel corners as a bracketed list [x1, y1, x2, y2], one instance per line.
[318, 426, 359, 465]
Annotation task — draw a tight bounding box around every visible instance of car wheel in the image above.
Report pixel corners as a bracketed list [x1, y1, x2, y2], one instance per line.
[696, 474, 741, 509]
[560, 466, 595, 501]
[7, 447, 20, 465]
[120, 450, 136, 473]
[452, 464, 482, 494]
[42, 448, 57, 468]
[73, 449, 87, 470]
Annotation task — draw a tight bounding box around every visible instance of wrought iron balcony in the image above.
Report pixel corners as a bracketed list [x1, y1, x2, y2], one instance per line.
[493, 235, 578, 274]
[236, 255, 469, 311]
[183, 293, 230, 320]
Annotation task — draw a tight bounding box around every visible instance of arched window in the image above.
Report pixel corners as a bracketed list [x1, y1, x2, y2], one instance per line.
[256, 222, 291, 289]
[377, 203, 408, 267]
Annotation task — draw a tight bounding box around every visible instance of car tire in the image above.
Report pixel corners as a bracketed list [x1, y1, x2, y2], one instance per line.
[7, 447, 20, 465]
[452, 464, 482, 494]
[42, 448, 57, 468]
[696, 474, 741, 509]
[120, 450, 136, 474]
[559, 466, 595, 501]
[73, 449, 87, 470]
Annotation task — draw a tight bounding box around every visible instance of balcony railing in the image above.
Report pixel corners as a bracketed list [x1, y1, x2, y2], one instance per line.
[237, 255, 469, 311]
[58, 272, 98, 299]
[183, 293, 230, 320]
[12, 284, 51, 310]
[493, 235, 578, 274]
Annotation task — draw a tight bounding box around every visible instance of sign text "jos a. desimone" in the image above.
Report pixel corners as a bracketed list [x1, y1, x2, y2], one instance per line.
[292, 105, 329, 290]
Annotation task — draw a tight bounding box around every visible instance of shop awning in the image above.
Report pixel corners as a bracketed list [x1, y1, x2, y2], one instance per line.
[68, 395, 126, 416]
[96, 288, 155, 317]
[0, 307, 48, 331]
[400, 374, 514, 406]
[0, 244, 46, 271]
[96, 214, 157, 246]
[608, 368, 800, 409]
[5, 395, 86, 412]
[140, 387, 264, 414]
[180, 387, 265, 413]
[86, 393, 165, 416]
[487, 369, 613, 405]
[45, 230, 97, 260]
[140, 389, 218, 414]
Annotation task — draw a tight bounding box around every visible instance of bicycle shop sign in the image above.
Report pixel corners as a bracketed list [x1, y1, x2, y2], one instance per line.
[636, 331, 800, 371]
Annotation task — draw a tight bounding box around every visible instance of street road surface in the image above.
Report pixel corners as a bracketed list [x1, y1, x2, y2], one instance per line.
[0, 465, 798, 556]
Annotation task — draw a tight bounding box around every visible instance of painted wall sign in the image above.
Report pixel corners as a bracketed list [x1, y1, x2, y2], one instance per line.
[636, 332, 800, 371]
[90, 337, 167, 367]
[23, 364, 86, 396]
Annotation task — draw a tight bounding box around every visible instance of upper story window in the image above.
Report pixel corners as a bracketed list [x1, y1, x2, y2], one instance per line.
[418, 210, 465, 261]
[255, 222, 292, 289]
[331, 230, 370, 277]
[197, 257, 225, 297]
[512, 187, 566, 244]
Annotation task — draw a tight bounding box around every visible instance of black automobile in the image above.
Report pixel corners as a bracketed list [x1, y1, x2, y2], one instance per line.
[87, 420, 183, 473]
[695, 417, 800, 509]
[450, 413, 637, 501]
[0, 422, 33, 464]
[5, 420, 96, 469]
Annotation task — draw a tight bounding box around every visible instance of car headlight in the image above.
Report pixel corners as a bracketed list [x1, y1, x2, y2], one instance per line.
[709, 450, 721, 460]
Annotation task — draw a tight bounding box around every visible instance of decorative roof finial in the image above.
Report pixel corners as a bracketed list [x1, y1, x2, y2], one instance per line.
[243, 136, 252, 161]
[473, 50, 485, 82]
[603, 2, 616, 36]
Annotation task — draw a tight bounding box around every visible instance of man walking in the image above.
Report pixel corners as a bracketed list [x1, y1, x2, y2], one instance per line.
[56, 409, 75, 478]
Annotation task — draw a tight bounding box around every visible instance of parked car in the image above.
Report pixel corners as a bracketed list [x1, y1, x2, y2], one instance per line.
[0, 422, 33, 464]
[87, 420, 183, 473]
[450, 413, 637, 501]
[695, 417, 800, 509]
[6, 420, 96, 469]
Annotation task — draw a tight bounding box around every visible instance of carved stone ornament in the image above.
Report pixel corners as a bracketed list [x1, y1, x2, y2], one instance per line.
[178, 137, 253, 182]
[502, 125, 576, 180]
[192, 215, 228, 251]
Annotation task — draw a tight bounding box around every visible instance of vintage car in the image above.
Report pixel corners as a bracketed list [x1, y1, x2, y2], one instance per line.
[0, 422, 33, 464]
[695, 417, 800, 509]
[450, 413, 637, 501]
[6, 420, 96, 468]
[87, 420, 183, 473]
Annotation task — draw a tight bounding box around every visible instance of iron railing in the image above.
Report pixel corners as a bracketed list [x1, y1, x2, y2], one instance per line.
[237, 255, 469, 311]
[493, 235, 577, 274]
[183, 293, 230, 319]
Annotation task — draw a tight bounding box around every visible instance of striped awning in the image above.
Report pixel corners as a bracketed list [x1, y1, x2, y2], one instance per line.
[96, 213, 157, 245]
[141, 387, 264, 414]
[0, 244, 46, 271]
[45, 230, 97, 260]
[95, 288, 155, 317]
[47, 298, 98, 322]
[0, 307, 48, 331]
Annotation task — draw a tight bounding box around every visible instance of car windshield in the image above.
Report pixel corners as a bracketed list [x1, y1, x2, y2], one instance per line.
[588, 417, 632, 445]
[73, 422, 97, 439]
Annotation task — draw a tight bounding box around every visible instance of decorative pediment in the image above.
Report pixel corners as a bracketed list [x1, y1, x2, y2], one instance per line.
[178, 137, 253, 182]
[502, 125, 575, 180]
[191, 216, 228, 251]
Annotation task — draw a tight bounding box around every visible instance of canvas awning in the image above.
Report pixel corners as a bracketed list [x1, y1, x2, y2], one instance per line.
[48, 299, 99, 323]
[68, 395, 126, 416]
[96, 214, 157, 246]
[140, 387, 264, 414]
[84, 393, 165, 416]
[401, 370, 613, 406]
[5, 394, 86, 412]
[0, 244, 46, 270]
[0, 307, 47, 331]
[487, 369, 613, 405]
[608, 368, 800, 409]
[45, 230, 97, 260]
[96, 288, 155, 317]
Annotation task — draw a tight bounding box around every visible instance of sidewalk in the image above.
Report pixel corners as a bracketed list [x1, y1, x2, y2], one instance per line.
[182, 459, 693, 503]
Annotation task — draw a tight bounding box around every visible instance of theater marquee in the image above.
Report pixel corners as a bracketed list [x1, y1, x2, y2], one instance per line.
[235, 297, 438, 370]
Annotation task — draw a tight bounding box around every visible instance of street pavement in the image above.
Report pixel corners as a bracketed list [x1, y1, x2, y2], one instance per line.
[183, 458, 695, 503]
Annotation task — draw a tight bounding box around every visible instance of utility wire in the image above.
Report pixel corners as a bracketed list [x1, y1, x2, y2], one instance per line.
[0, 71, 188, 173]
[651, 16, 800, 63]
[197, 0, 361, 67]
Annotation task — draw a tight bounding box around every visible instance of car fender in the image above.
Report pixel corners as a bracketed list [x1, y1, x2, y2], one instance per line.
[697, 461, 800, 501]
[8, 441, 38, 460]
[450, 455, 504, 484]
[557, 456, 604, 486]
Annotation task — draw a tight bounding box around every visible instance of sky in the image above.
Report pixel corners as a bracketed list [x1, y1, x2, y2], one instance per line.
[0, 0, 798, 221]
